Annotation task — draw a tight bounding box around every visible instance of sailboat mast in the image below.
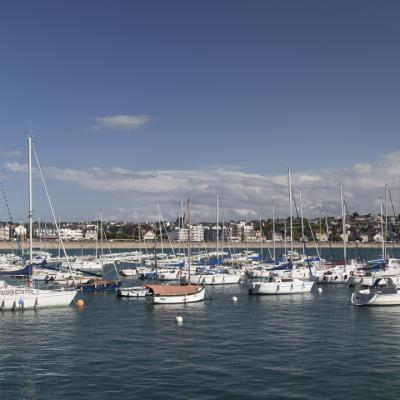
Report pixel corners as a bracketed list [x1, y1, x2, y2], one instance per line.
[300, 190, 305, 257]
[284, 220, 287, 258]
[384, 184, 388, 262]
[288, 169, 294, 258]
[340, 183, 347, 264]
[100, 209, 104, 259]
[272, 203, 276, 262]
[380, 200, 385, 262]
[28, 134, 33, 266]
[187, 198, 191, 284]
[216, 193, 219, 263]
[157, 204, 164, 254]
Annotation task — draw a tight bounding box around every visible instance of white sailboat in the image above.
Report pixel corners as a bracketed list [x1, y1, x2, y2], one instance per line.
[0, 134, 76, 311]
[145, 199, 205, 304]
[249, 275, 314, 295]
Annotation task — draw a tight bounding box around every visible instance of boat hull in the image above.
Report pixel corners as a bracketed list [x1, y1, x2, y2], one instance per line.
[0, 287, 77, 311]
[117, 287, 148, 297]
[249, 280, 314, 295]
[351, 291, 400, 306]
[150, 286, 205, 304]
[190, 274, 241, 285]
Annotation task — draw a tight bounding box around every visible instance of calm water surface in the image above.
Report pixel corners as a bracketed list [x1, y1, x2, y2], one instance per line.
[1, 248, 400, 399]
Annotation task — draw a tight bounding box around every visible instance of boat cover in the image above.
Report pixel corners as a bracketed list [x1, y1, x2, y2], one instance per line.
[145, 284, 201, 296]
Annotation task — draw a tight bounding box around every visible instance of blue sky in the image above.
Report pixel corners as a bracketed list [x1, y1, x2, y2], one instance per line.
[0, 1, 400, 221]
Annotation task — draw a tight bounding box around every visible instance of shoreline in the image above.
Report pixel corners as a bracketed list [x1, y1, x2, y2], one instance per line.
[0, 240, 395, 251]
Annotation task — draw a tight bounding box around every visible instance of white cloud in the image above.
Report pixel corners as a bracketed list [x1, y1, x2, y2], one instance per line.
[3, 150, 400, 221]
[0, 150, 22, 157]
[93, 115, 150, 130]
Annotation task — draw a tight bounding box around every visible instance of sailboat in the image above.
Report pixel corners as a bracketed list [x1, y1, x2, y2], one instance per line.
[145, 199, 205, 304]
[0, 134, 77, 311]
[248, 170, 314, 295]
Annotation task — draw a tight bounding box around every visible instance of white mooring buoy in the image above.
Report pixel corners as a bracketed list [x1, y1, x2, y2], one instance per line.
[317, 287, 323, 294]
[175, 316, 183, 325]
[232, 296, 238, 303]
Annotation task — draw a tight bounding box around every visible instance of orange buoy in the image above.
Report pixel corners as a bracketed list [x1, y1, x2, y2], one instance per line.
[75, 299, 85, 308]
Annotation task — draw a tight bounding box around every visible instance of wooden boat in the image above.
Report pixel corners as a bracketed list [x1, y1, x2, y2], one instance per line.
[145, 284, 205, 304]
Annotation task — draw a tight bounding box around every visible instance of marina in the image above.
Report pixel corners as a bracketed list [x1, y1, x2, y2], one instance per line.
[2, 246, 400, 399]
[2, 0, 400, 398]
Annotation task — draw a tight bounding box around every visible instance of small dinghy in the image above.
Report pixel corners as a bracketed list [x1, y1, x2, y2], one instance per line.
[116, 287, 149, 298]
[351, 277, 400, 306]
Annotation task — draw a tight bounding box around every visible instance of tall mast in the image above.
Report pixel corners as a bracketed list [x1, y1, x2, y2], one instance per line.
[384, 184, 388, 262]
[380, 199, 385, 263]
[28, 134, 33, 266]
[340, 183, 347, 264]
[284, 220, 287, 258]
[95, 219, 99, 259]
[187, 198, 191, 284]
[272, 203, 276, 262]
[100, 209, 104, 259]
[300, 189, 305, 257]
[216, 193, 219, 263]
[288, 169, 294, 258]
[157, 204, 164, 254]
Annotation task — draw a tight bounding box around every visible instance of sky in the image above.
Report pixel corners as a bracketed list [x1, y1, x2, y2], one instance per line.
[0, 0, 400, 222]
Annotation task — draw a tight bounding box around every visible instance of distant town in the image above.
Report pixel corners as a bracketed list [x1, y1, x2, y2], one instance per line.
[0, 212, 398, 244]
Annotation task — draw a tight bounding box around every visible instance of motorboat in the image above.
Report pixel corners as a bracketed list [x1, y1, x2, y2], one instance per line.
[351, 277, 400, 306]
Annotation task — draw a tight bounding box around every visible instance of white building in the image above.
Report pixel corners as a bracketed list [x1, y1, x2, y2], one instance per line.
[0, 225, 10, 240]
[60, 228, 83, 241]
[170, 228, 189, 242]
[84, 229, 98, 241]
[15, 224, 27, 239]
[170, 225, 204, 242]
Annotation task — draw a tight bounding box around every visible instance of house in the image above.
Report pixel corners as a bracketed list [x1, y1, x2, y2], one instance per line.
[143, 230, 156, 242]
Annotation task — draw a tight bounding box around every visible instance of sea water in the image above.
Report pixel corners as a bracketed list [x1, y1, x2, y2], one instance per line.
[1, 247, 400, 399]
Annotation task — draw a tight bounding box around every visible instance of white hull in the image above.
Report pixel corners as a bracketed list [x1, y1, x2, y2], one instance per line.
[150, 286, 205, 304]
[190, 273, 241, 285]
[0, 286, 77, 311]
[250, 279, 314, 295]
[117, 287, 148, 297]
[351, 291, 400, 306]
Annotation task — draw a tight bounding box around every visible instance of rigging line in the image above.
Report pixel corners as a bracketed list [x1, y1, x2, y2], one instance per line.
[388, 188, 399, 256]
[0, 177, 22, 254]
[291, 188, 312, 271]
[325, 217, 335, 260]
[31, 142, 77, 286]
[159, 210, 176, 257]
[101, 227, 122, 283]
[343, 199, 365, 267]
